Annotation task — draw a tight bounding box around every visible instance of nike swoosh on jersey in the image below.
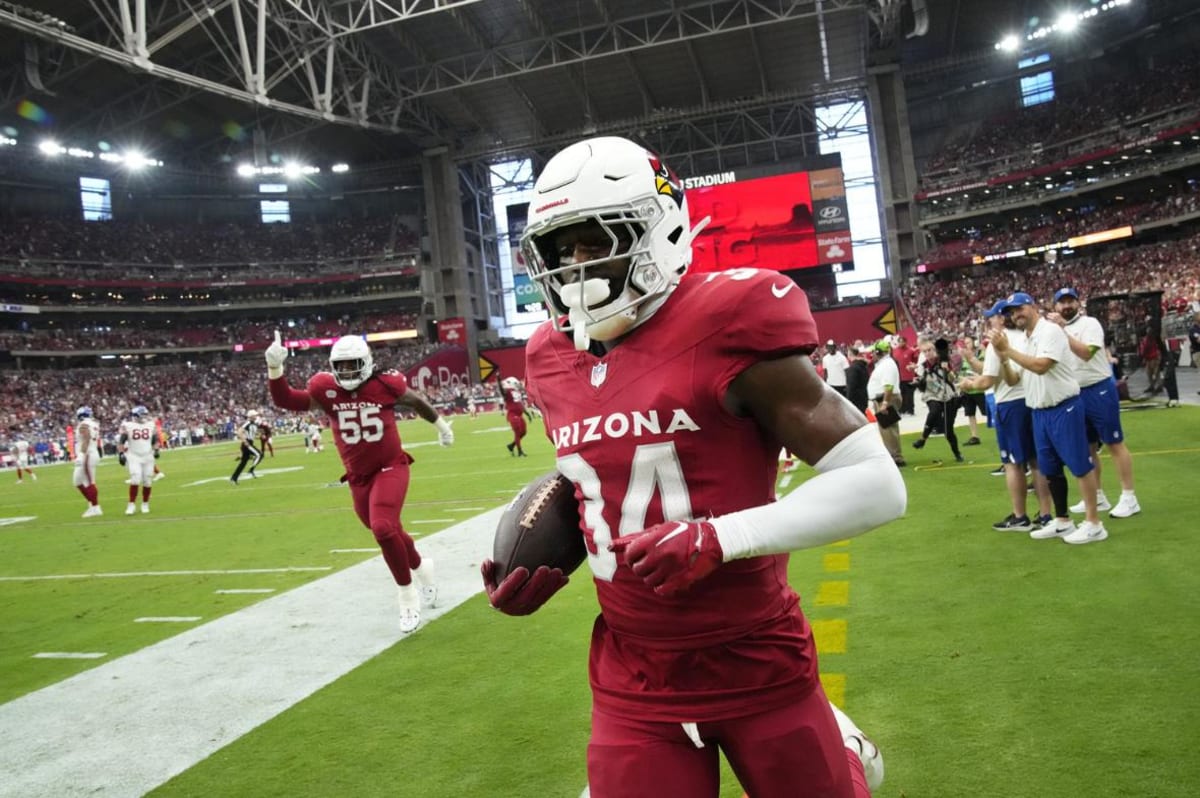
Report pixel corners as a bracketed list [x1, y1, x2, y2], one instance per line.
[381, 467, 393, 472]
[771, 282, 796, 299]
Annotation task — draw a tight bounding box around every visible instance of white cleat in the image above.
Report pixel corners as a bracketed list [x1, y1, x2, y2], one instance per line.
[1069, 493, 1111, 514]
[82, 505, 103, 518]
[397, 584, 422, 633]
[1063, 520, 1108, 545]
[1030, 520, 1073, 540]
[414, 558, 438, 608]
[125, 503, 136, 516]
[829, 703, 884, 792]
[30, 472, 37, 481]
[153, 472, 166, 482]
[1109, 496, 1141, 519]
[141, 503, 150, 514]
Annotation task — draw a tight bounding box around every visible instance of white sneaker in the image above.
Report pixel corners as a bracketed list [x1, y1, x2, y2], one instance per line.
[82, 505, 103, 518]
[153, 472, 165, 482]
[141, 503, 150, 514]
[1063, 520, 1108, 545]
[1109, 496, 1141, 519]
[397, 584, 421, 633]
[125, 503, 136, 516]
[829, 703, 884, 791]
[413, 558, 438, 608]
[1069, 493, 1111, 514]
[1030, 520, 1073, 540]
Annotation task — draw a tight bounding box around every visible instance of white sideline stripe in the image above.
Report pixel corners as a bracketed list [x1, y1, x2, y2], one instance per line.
[0, 567, 332, 583]
[475, 425, 513, 433]
[32, 653, 106, 660]
[134, 617, 201, 624]
[0, 506, 503, 798]
[408, 518, 454, 524]
[214, 589, 275, 595]
[447, 506, 486, 512]
[329, 548, 377, 553]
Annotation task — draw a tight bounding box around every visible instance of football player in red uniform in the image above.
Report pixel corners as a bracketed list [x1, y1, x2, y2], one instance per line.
[265, 333, 455, 633]
[500, 376, 528, 456]
[481, 137, 907, 797]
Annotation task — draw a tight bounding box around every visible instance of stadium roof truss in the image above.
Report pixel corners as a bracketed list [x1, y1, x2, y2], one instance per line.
[0, 0, 870, 164]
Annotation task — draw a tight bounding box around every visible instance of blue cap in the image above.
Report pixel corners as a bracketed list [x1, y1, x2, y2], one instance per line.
[1054, 287, 1079, 303]
[984, 299, 1008, 319]
[1002, 291, 1036, 310]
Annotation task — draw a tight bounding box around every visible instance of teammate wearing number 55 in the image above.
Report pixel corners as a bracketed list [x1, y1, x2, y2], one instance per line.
[484, 137, 907, 798]
[266, 332, 454, 633]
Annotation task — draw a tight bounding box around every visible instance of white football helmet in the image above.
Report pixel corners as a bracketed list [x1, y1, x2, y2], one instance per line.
[329, 335, 374, 390]
[520, 136, 707, 351]
[246, 409, 260, 420]
[131, 405, 148, 418]
[500, 377, 521, 391]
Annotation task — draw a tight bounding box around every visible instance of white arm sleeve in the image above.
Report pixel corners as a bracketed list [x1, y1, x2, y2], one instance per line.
[711, 424, 907, 560]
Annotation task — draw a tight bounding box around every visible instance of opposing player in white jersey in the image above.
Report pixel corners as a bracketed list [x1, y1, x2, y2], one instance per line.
[73, 407, 103, 517]
[13, 435, 37, 483]
[120, 405, 159, 515]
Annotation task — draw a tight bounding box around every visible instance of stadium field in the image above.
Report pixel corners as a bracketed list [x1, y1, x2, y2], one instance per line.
[0, 408, 1197, 797]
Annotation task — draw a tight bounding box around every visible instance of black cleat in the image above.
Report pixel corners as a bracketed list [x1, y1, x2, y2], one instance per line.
[911, 439, 926, 450]
[993, 514, 1033, 532]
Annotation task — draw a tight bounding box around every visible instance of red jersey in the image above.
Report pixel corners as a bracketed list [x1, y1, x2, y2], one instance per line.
[526, 268, 822, 722]
[502, 388, 525, 417]
[306, 370, 412, 478]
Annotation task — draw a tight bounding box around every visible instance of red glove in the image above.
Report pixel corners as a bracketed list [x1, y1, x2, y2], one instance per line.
[481, 561, 568, 616]
[609, 520, 723, 597]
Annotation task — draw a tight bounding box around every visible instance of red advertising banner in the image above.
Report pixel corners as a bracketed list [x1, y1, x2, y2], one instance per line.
[405, 345, 469, 392]
[816, 231, 853, 264]
[688, 172, 819, 273]
[437, 317, 467, 345]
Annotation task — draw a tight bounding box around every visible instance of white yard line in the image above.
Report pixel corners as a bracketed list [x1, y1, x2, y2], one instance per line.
[133, 617, 202, 623]
[31, 653, 106, 660]
[0, 567, 332, 583]
[214, 589, 275, 595]
[0, 506, 502, 798]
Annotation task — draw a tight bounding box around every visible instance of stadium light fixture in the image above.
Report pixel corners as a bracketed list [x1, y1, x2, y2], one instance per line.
[1056, 13, 1079, 33]
[0, 135, 15, 147]
[995, 34, 1020, 52]
[331, 163, 350, 173]
[236, 163, 256, 177]
[38, 139, 64, 156]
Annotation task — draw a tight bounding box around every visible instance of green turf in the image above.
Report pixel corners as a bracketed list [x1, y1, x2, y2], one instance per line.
[1, 408, 1198, 797]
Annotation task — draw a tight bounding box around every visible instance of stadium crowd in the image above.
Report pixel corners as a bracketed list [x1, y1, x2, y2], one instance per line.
[0, 311, 418, 352]
[919, 186, 1200, 267]
[904, 232, 1200, 338]
[919, 51, 1199, 190]
[0, 340, 460, 458]
[0, 214, 417, 265]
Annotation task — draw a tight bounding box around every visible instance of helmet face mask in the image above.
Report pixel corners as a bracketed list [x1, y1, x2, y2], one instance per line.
[520, 137, 702, 350]
[329, 335, 374, 390]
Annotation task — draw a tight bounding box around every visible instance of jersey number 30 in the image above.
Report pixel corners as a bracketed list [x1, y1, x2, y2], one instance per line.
[337, 406, 384, 444]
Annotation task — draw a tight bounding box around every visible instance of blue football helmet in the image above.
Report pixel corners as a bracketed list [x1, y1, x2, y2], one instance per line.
[76, 406, 93, 419]
[131, 405, 148, 418]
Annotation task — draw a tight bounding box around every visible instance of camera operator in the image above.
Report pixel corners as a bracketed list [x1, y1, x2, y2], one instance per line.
[911, 336, 965, 463]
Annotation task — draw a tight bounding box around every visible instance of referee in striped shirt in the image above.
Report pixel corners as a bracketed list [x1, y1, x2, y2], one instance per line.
[230, 409, 263, 484]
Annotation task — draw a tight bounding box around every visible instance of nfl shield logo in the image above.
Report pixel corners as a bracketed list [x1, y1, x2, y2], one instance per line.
[590, 362, 608, 387]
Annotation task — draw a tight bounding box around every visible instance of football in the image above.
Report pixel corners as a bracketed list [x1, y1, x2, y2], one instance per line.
[492, 471, 587, 582]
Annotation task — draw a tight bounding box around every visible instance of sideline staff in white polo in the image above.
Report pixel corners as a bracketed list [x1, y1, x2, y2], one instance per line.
[988, 292, 1107, 545]
[1048, 287, 1141, 518]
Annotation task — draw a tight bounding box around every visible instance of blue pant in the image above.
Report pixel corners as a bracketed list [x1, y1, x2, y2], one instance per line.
[1032, 395, 1095, 479]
